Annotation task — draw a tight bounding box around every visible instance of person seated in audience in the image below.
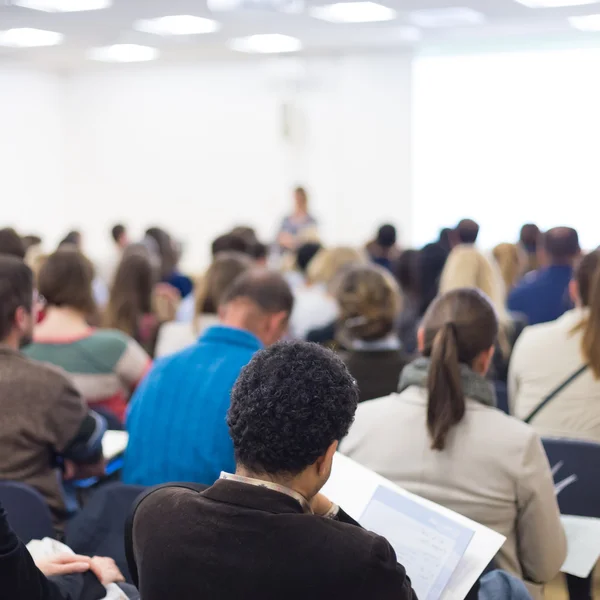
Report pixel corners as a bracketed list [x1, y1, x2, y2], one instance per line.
[276, 186, 318, 253]
[365, 224, 401, 271]
[455, 218, 480, 244]
[129, 341, 417, 600]
[0, 227, 26, 259]
[145, 226, 193, 300]
[492, 243, 527, 294]
[335, 265, 411, 403]
[394, 249, 421, 354]
[123, 270, 293, 487]
[211, 232, 253, 258]
[0, 257, 106, 529]
[97, 223, 129, 287]
[439, 245, 525, 382]
[341, 289, 566, 597]
[284, 241, 322, 291]
[58, 230, 83, 251]
[104, 247, 178, 356]
[292, 246, 365, 341]
[24, 248, 151, 424]
[155, 252, 253, 357]
[0, 500, 138, 600]
[508, 226, 580, 325]
[510, 250, 600, 442]
[437, 227, 458, 254]
[519, 223, 541, 274]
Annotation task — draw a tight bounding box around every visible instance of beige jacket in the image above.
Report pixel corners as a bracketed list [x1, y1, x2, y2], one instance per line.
[509, 308, 600, 442]
[340, 386, 566, 595]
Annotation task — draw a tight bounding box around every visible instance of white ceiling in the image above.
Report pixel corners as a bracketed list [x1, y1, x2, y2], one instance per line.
[1, 0, 600, 68]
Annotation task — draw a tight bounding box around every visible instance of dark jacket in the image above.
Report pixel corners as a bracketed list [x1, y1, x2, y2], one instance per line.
[340, 349, 411, 403]
[130, 480, 417, 600]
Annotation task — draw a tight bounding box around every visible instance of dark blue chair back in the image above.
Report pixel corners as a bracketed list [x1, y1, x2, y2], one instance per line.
[494, 381, 509, 415]
[542, 437, 600, 518]
[0, 481, 55, 543]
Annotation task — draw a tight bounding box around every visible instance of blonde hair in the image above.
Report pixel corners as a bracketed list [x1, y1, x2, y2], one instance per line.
[439, 245, 512, 355]
[306, 247, 366, 287]
[492, 243, 526, 293]
[335, 265, 401, 342]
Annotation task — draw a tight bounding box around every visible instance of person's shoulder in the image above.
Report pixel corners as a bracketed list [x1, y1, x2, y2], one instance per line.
[15, 351, 71, 385]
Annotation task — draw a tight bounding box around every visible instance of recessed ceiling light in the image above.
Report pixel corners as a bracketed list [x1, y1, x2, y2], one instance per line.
[133, 15, 221, 36]
[515, 0, 600, 6]
[88, 44, 159, 63]
[0, 28, 63, 47]
[14, 0, 111, 11]
[409, 7, 485, 28]
[569, 13, 600, 29]
[229, 34, 302, 53]
[310, 1, 396, 23]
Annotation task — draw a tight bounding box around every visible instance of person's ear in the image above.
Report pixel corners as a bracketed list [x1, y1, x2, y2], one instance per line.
[417, 327, 425, 353]
[472, 345, 495, 376]
[569, 279, 581, 307]
[315, 440, 338, 478]
[14, 306, 28, 333]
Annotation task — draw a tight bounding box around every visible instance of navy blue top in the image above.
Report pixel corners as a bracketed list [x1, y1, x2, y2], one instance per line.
[507, 265, 574, 326]
[164, 272, 194, 299]
[123, 326, 262, 487]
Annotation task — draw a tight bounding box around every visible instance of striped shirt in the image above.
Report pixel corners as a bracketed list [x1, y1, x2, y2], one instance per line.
[24, 329, 151, 423]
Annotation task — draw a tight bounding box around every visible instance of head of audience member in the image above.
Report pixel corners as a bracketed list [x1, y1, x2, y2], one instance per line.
[376, 224, 397, 250]
[104, 249, 155, 337]
[456, 219, 480, 245]
[211, 233, 253, 259]
[570, 250, 600, 379]
[439, 245, 511, 355]
[393, 249, 419, 301]
[0, 256, 35, 349]
[541, 227, 581, 267]
[0, 228, 26, 260]
[492, 243, 527, 293]
[249, 241, 268, 267]
[416, 243, 448, 316]
[306, 247, 366, 289]
[519, 223, 540, 255]
[195, 252, 253, 317]
[417, 288, 498, 451]
[296, 242, 322, 275]
[438, 228, 457, 253]
[227, 341, 358, 499]
[111, 224, 129, 250]
[294, 186, 309, 216]
[145, 227, 178, 279]
[38, 248, 97, 320]
[59, 230, 82, 250]
[334, 265, 401, 345]
[219, 270, 294, 346]
[22, 235, 42, 253]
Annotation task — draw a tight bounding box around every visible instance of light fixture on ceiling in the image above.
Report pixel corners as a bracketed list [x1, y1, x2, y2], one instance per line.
[133, 15, 221, 36]
[0, 27, 63, 47]
[515, 0, 600, 6]
[229, 34, 302, 53]
[88, 44, 159, 62]
[14, 0, 111, 11]
[569, 13, 600, 29]
[310, 1, 397, 23]
[408, 7, 485, 27]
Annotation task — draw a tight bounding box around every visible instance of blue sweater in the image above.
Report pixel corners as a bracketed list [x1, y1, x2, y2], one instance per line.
[507, 265, 574, 326]
[123, 326, 262, 486]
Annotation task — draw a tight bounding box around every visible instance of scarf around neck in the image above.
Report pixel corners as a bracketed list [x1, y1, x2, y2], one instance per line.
[398, 357, 496, 408]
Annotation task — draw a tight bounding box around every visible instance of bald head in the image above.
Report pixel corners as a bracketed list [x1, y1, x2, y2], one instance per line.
[543, 227, 580, 264]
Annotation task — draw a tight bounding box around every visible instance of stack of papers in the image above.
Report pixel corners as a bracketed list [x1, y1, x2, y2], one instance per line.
[102, 430, 129, 460]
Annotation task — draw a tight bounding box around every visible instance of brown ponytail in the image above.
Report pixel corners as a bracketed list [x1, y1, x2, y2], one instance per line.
[427, 323, 465, 451]
[572, 250, 600, 378]
[421, 288, 498, 451]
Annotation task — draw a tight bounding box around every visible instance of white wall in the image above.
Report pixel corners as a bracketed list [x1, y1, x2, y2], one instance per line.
[62, 54, 413, 269]
[0, 66, 65, 247]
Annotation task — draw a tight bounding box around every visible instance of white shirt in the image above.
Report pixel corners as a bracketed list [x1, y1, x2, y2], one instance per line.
[290, 284, 338, 340]
[509, 308, 600, 442]
[155, 314, 220, 358]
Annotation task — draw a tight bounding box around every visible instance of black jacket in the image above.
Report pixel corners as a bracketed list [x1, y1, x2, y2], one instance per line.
[130, 480, 418, 600]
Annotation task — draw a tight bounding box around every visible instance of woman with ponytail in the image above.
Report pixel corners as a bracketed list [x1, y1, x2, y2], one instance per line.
[341, 288, 565, 597]
[511, 249, 600, 441]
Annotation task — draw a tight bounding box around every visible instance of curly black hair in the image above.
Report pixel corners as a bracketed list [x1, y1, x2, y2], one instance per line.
[227, 341, 359, 476]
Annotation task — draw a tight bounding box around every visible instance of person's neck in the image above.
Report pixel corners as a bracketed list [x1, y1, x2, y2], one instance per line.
[235, 466, 313, 502]
[36, 306, 90, 337]
[1, 332, 21, 351]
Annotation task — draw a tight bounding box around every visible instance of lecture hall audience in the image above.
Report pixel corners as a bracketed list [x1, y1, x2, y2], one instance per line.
[341, 289, 566, 597]
[510, 249, 600, 442]
[24, 248, 152, 424]
[123, 270, 293, 486]
[128, 341, 417, 600]
[0, 256, 106, 528]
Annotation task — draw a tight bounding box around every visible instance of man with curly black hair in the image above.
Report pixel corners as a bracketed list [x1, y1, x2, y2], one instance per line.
[129, 341, 417, 600]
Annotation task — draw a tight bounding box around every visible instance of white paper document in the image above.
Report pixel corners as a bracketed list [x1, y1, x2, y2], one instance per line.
[561, 515, 600, 579]
[322, 454, 506, 600]
[102, 430, 129, 460]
